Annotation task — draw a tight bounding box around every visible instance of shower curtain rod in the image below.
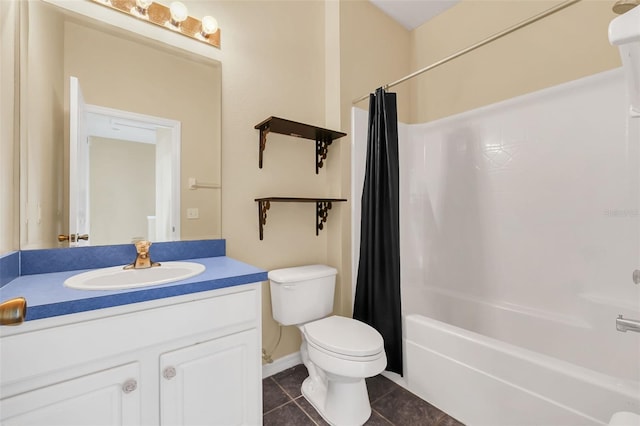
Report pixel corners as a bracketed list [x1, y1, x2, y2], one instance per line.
[352, 0, 581, 104]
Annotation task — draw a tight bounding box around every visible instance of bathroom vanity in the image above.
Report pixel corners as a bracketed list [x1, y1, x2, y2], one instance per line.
[0, 240, 266, 425]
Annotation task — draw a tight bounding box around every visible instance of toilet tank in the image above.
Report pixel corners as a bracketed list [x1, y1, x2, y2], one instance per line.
[609, 5, 640, 117]
[269, 265, 337, 326]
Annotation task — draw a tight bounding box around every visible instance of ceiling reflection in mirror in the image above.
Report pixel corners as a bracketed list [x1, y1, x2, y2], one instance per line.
[20, 0, 221, 249]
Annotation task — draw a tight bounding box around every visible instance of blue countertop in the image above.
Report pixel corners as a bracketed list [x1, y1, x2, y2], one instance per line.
[0, 240, 267, 321]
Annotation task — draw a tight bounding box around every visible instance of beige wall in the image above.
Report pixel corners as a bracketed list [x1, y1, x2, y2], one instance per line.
[0, 0, 20, 254]
[340, 1, 412, 124]
[89, 137, 155, 245]
[207, 0, 330, 360]
[409, 0, 621, 123]
[20, 1, 65, 249]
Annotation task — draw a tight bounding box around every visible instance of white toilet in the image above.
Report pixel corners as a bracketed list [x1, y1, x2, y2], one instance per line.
[269, 265, 387, 426]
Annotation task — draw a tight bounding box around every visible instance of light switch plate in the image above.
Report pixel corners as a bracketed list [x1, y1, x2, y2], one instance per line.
[187, 208, 199, 219]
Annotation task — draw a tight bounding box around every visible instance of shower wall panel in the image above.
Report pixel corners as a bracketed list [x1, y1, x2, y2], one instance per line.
[352, 68, 640, 380]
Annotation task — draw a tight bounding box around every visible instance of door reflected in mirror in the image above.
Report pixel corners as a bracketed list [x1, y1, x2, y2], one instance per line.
[71, 76, 181, 246]
[20, 1, 221, 249]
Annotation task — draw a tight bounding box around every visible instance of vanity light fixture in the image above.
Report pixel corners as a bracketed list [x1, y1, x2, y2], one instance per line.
[90, 0, 220, 48]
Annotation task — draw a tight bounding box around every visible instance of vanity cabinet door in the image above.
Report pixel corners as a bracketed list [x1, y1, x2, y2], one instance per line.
[0, 362, 140, 426]
[160, 329, 260, 426]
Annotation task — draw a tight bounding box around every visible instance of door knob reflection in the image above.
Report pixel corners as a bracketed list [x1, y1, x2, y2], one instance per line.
[58, 234, 89, 242]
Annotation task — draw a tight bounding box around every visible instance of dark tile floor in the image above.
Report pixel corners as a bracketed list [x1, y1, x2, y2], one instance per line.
[263, 364, 464, 426]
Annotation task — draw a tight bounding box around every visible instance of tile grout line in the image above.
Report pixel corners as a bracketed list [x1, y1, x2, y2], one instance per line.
[292, 396, 322, 426]
[271, 374, 301, 400]
[371, 408, 395, 426]
[263, 399, 296, 417]
[369, 387, 397, 405]
[263, 377, 295, 417]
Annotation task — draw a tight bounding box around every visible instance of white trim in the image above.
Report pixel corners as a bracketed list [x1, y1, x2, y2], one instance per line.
[262, 351, 302, 379]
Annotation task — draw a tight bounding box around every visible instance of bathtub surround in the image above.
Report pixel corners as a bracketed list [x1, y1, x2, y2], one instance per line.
[354, 88, 403, 375]
[353, 68, 640, 424]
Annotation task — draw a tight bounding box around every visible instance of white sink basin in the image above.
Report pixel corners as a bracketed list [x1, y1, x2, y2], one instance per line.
[64, 261, 206, 290]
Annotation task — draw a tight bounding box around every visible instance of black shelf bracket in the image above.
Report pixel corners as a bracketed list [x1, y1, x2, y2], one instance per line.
[315, 136, 333, 174]
[257, 200, 271, 240]
[316, 201, 332, 235]
[257, 123, 270, 169]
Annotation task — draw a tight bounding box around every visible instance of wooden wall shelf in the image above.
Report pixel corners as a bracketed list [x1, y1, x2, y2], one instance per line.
[254, 117, 347, 174]
[255, 197, 347, 240]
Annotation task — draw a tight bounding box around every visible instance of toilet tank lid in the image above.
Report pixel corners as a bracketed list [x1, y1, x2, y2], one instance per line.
[268, 264, 337, 283]
[609, 5, 640, 45]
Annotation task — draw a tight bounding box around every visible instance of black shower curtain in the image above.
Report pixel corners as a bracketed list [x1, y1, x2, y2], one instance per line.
[353, 87, 402, 375]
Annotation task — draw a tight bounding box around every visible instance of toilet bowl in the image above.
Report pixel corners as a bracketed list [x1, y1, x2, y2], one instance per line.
[268, 265, 387, 426]
[301, 316, 387, 426]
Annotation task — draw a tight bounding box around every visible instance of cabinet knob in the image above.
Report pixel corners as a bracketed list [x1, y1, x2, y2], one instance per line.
[163, 366, 177, 380]
[122, 379, 138, 394]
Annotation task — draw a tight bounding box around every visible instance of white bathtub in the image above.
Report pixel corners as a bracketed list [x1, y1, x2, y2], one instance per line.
[401, 283, 640, 383]
[405, 313, 640, 426]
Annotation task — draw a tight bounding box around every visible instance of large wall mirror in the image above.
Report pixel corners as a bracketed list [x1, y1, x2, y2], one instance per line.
[20, 0, 222, 249]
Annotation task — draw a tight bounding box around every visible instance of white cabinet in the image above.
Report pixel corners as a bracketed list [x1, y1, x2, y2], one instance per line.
[160, 329, 259, 425]
[1, 363, 141, 426]
[0, 284, 262, 426]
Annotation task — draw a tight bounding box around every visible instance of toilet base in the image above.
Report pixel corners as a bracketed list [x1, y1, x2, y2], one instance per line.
[301, 375, 372, 426]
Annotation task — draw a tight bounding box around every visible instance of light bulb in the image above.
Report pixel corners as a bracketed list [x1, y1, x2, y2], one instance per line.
[136, 0, 153, 9]
[201, 16, 218, 36]
[132, 0, 153, 18]
[169, 1, 188, 24]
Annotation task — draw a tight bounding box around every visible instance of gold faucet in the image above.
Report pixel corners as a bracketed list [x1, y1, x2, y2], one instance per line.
[124, 240, 161, 270]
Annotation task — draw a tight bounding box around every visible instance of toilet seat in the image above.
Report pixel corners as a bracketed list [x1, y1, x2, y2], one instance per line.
[303, 316, 384, 360]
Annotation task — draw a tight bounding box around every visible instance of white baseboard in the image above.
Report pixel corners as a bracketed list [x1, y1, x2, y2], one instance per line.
[262, 351, 302, 379]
